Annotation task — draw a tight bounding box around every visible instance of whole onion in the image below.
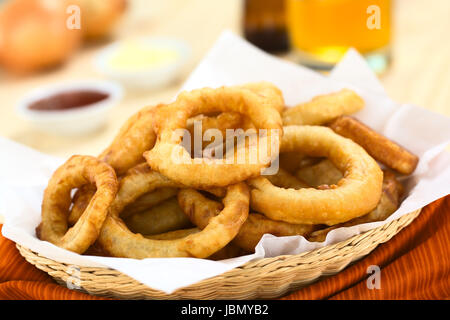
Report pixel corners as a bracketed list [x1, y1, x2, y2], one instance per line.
[0, 0, 82, 74]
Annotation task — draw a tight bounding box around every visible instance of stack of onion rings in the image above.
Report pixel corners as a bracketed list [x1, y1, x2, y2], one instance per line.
[178, 189, 314, 252]
[97, 164, 250, 258]
[36, 82, 417, 261]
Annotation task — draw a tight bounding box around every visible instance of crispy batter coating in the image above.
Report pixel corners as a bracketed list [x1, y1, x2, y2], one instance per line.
[121, 187, 178, 219]
[238, 81, 285, 113]
[70, 106, 240, 224]
[178, 189, 314, 252]
[36, 156, 118, 254]
[329, 116, 419, 175]
[249, 126, 383, 225]
[282, 89, 364, 126]
[124, 197, 193, 235]
[99, 104, 163, 176]
[97, 164, 250, 258]
[144, 83, 283, 188]
[37, 82, 416, 262]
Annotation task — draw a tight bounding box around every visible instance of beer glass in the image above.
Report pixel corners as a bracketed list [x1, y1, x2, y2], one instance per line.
[286, 0, 392, 73]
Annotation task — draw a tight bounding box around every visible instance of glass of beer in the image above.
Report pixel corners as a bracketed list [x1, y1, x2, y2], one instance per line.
[286, 0, 392, 73]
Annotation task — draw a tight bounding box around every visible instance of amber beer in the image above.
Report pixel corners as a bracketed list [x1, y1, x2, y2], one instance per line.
[286, 0, 392, 72]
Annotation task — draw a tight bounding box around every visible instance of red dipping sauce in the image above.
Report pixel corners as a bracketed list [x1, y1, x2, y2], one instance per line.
[28, 90, 109, 111]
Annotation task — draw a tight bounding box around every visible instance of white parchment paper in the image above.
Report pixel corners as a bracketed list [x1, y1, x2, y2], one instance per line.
[1, 31, 450, 294]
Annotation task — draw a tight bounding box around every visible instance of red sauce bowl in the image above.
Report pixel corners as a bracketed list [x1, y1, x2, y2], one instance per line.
[16, 81, 123, 136]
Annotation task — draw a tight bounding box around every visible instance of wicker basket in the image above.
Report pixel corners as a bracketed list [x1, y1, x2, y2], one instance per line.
[17, 208, 420, 300]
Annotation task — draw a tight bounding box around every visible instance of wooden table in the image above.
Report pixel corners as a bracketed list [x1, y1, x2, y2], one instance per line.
[0, 0, 449, 222]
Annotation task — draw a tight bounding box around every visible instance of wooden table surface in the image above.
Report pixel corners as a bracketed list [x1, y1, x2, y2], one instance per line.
[0, 0, 449, 222]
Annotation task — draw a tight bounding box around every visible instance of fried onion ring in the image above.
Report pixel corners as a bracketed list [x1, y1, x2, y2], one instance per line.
[124, 197, 193, 235]
[36, 156, 118, 254]
[238, 81, 285, 113]
[248, 126, 383, 225]
[68, 105, 163, 224]
[99, 104, 163, 175]
[178, 189, 314, 252]
[282, 89, 364, 126]
[97, 164, 250, 258]
[329, 116, 419, 175]
[101, 85, 273, 176]
[121, 187, 178, 219]
[70, 105, 241, 224]
[144, 83, 283, 188]
[68, 184, 96, 226]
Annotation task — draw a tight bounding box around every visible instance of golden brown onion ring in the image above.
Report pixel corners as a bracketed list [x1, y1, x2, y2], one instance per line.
[36, 156, 118, 254]
[186, 112, 243, 156]
[97, 164, 250, 258]
[144, 83, 283, 188]
[124, 197, 193, 235]
[282, 89, 364, 126]
[178, 189, 314, 252]
[68, 184, 96, 226]
[70, 104, 236, 224]
[121, 187, 178, 219]
[238, 81, 285, 113]
[69, 104, 163, 225]
[101, 83, 275, 177]
[99, 104, 164, 176]
[248, 126, 383, 225]
[329, 116, 419, 175]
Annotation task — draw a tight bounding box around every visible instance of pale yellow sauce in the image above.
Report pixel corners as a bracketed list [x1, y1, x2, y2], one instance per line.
[107, 41, 180, 71]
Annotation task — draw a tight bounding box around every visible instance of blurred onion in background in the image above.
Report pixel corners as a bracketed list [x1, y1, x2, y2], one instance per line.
[0, 0, 82, 74]
[0, 0, 127, 74]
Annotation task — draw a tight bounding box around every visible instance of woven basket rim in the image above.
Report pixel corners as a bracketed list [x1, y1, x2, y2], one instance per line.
[17, 208, 418, 268]
[15, 208, 422, 299]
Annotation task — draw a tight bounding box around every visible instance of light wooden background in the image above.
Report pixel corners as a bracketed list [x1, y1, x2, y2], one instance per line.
[0, 0, 449, 222]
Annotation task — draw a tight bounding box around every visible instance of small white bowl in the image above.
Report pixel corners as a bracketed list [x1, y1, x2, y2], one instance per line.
[93, 37, 191, 90]
[16, 80, 123, 136]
